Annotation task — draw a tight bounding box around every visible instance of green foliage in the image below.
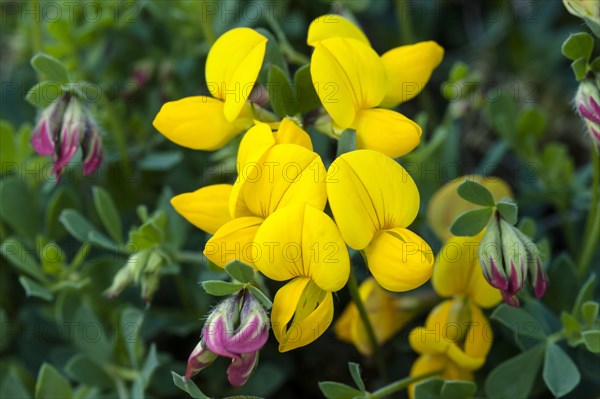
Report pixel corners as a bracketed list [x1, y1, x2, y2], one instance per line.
[449, 207, 493, 236]
[414, 378, 477, 399]
[457, 179, 495, 206]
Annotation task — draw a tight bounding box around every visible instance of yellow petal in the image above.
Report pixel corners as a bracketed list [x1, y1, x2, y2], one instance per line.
[334, 302, 356, 344]
[203, 216, 263, 267]
[364, 228, 434, 292]
[171, 184, 232, 234]
[353, 108, 422, 158]
[427, 175, 513, 242]
[205, 28, 267, 121]
[408, 355, 473, 399]
[307, 14, 370, 46]
[347, 278, 415, 355]
[310, 38, 386, 128]
[237, 123, 276, 175]
[464, 303, 493, 359]
[271, 278, 334, 352]
[433, 236, 502, 308]
[153, 96, 246, 150]
[253, 204, 350, 292]
[241, 144, 327, 218]
[274, 118, 313, 150]
[379, 41, 444, 108]
[327, 150, 421, 250]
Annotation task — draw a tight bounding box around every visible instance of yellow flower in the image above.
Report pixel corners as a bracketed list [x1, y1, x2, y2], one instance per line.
[153, 28, 267, 150]
[253, 203, 350, 352]
[327, 150, 434, 291]
[307, 14, 444, 108]
[427, 175, 513, 243]
[335, 277, 421, 355]
[172, 121, 326, 268]
[407, 232, 502, 395]
[408, 299, 492, 398]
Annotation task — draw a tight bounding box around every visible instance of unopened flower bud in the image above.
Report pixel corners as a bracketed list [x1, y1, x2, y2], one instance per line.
[31, 97, 67, 156]
[499, 219, 528, 296]
[478, 216, 508, 290]
[563, 0, 600, 35]
[514, 229, 548, 299]
[106, 267, 133, 299]
[53, 98, 86, 176]
[185, 340, 217, 380]
[227, 351, 259, 387]
[81, 121, 103, 175]
[203, 291, 269, 359]
[575, 79, 600, 144]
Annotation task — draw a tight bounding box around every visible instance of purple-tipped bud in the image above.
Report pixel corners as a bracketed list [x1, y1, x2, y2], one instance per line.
[105, 267, 133, 299]
[478, 216, 508, 290]
[514, 229, 548, 299]
[499, 219, 528, 298]
[31, 97, 66, 155]
[185, 340, 217, 380]
[81, 123, 103, 175]
[575, 79, 600, 145]
[203, 291, 269, 359]
[227, 351, 259, 387]
[501, 290, 520, 307]
[53, 98, 85, 175]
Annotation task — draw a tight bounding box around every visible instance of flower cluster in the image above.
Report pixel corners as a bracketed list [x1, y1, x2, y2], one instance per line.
[153, 14, 443, 385]
[31, 94, 103, 180]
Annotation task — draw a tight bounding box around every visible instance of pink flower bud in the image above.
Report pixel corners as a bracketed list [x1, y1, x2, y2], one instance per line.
[31, 97, 66, 155]
[185, 340, 217, 380]
[227, 351, 259, 387]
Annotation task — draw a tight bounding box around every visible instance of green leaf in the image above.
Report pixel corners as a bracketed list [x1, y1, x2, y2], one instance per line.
[31, 53, 70, 83]
[224, 260, 255, 283]
[571, 57, 589, 81]
[248, 285, 273, 310]
[1, 238, 45, 281]
[496, 199, 518, 225]
[517, 106, 547, 138]
[171, 371, 209, 399]
[40, 242, 65, 275]
[294, 64, 321, 114]
[518, 217, 537, 239]
[268, 64, 296, 117]
[337, 130, 357, 157]
[318, 381, 363, 399]
[491, 304, 547, 340]
[573, 274, 597, 320]
[449, 207, 493, 236]
[19, 276, 53, 301]
[64, 354, 113, 390]
[59, 209, 118, 250]
[45, 186, 79, 239]
[440, 380, 477, 398]
[92, 186, 123, 243]
[485, 344, 545, 399]
[348, 363, 365, 392]
[35, 363, 73, 399]
[581, 301, 599, 325]
[140, 344, 160, 385]
[582, 330, 600, 353]
[561, 312, 581, 335]
[26, 81, 63, 108]
[591, 56, 600, 73]
[543, 343, 580, 398]
[562, 33, 594, 61]
[546, 254, 578, 313]
[120, 307, 144, 369]
[457, 179, 496, 206]
[202, 280, 245, 296]
[256, 28, 288, 80]
[414, 378, 444, 399]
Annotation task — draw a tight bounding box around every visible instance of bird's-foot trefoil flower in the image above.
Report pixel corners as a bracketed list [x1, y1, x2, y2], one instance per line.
[327, 150, 434, 292]
[478, 213, 548, 307]
[335, 277, 429, 355]
[31, 94, 104, 180]
[252, 203, 350, 352]
[153, 28, 268, 151]
[307, 14, 445, 107]
[186, 290, 270, 387]
[171, 121, 324, 268]
[575, 78, 600, 144]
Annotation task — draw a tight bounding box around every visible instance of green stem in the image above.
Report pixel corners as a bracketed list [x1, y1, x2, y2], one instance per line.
[366, 369, 442, 399]
[199, 0, 216, 44]
[175, 250, 202, 265]
[31, 0, 43, 54]
[347, 266, 387, 381]
[264, 15, 310, 65]
[577, 147, 600, 279]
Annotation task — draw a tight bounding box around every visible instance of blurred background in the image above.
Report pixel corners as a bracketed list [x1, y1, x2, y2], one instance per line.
[0, 0, 596, 398]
